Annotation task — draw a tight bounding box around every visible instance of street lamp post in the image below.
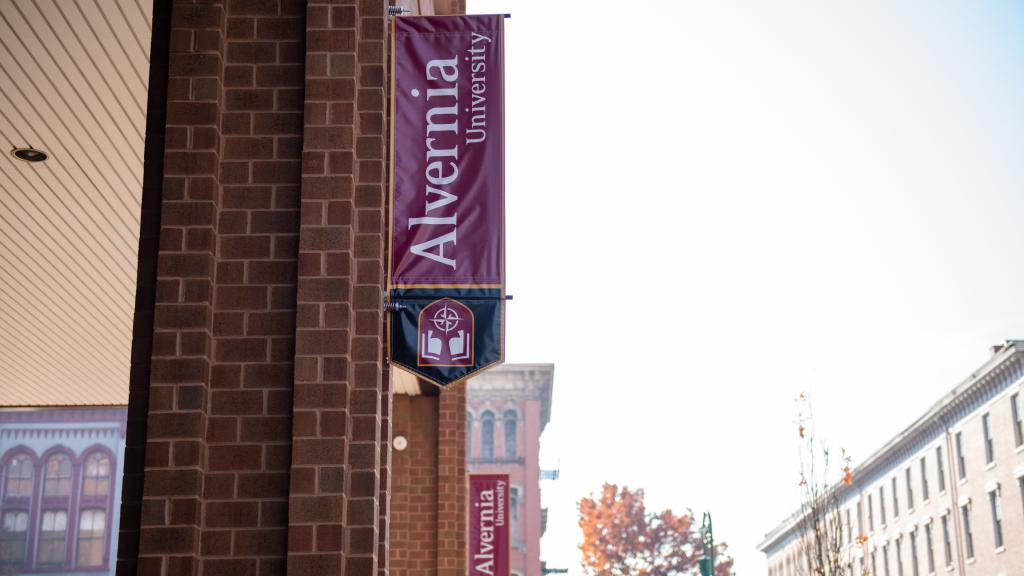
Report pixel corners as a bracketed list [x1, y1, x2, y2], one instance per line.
[698, 512, 714, 576]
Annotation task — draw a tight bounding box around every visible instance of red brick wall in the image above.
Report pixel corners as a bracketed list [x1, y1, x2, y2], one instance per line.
[119, 1, 390, 574]
[390, 394, 438, 575]
[121, 2, 469, 575]
[389, 386, 467, 576]
[287, 0, 388, 574]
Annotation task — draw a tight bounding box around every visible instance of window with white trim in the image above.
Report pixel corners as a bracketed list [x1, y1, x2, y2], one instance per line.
[892, 477, 900, 517]
[919, 456, 929, 501]
[37, 510, 68, 567]
[982, 413, 994, 464]
[909, 528, 919, 576]
[510, 485, 520, 522]
[480, 410, 495, 460]
[960, 504, 974, 560]
[3, 454, 34, 498]
[868, 493, 875, 530]
[1019, 477, 1024, 519]
[82, 453, 112, 497]
[895, 535, 904, 576]
[883, 542, 891, 576]
[1011, 392, 1023, 448]
[43, 454, 72, 497]
[905, 467, 913, 510]
[924, 521, 935, 574]
[988, 489, 1003, 549]
[880, 485, 887, 525]
[940, 514, 952, 566]
[955, 432, 966, 480]
[0, 511, 29, 569]
[77, 509, 106, 567]
[503, 409, 517, 459]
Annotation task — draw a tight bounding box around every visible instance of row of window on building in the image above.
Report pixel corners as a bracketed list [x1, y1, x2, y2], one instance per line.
[1, 448, 116, 571]
[467, 409, 519, 461]
[773, 475, 1021, 576]
[770, 391, 1024, 576]
[860, 393, 1021, 533]
[855, 481, 1019, 576]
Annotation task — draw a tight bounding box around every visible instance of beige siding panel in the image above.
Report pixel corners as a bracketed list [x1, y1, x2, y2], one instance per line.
[0, 0, 150, 406]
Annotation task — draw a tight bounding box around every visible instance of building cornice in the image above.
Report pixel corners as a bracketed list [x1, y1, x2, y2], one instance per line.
[468, 363, 555, 430]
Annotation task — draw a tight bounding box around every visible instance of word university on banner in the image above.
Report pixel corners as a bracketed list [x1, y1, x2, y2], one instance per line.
[388, 14, 505, 388]
[469, 474, 510, 576]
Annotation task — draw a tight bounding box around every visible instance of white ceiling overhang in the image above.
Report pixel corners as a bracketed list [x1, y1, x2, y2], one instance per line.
[0, 0, 151, 406]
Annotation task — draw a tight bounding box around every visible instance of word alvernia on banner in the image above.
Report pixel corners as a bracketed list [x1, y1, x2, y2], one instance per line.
[387, 14, 506, 388]
[469, 474, 510, 576]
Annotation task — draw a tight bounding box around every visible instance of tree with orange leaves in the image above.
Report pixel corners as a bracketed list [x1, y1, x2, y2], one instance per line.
[577, 484, 733, 576]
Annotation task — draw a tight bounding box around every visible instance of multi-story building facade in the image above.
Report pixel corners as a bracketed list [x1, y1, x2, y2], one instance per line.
[0, 407, 127, 575]
[760, 341, 1024, 576]
[467, 364, 555, 576]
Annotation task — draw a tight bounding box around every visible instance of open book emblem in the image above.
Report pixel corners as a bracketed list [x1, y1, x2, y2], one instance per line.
[417, 298, 474, 367]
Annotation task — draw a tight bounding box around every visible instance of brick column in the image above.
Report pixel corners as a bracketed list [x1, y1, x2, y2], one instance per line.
[120, 1, 391, 575]
[390, 394, 439, 575]
[286, 0, 387, 574]
[133, 1, 227, 574]
[348, 0, 388, 573]
[378, 368, 393, 576]
[388, 386, 467, 576]
[436, 386, 467, 576]
[201, 1, 306, 575]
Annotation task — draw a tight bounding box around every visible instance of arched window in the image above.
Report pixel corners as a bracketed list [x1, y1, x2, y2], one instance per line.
[77, 509, 106, 567]
[0, 511, 29, 568]
[481, 411, 495, 460]
[82, 453, 111, 497]
[37, 510, 68, 567]
[503, 410, 517, 459]
[466, 413, 473, 460]
[43, 453, 72, 497]
[4, 453, 34, 497]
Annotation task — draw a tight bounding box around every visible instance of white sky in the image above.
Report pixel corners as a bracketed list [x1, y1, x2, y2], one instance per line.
[467, 1, 1024, 573]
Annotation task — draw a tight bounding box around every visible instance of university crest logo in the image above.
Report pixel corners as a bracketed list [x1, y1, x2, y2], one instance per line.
[417, 298, 473, 367]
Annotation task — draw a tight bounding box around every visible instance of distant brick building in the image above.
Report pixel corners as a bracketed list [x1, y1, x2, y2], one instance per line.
[0, 408, 127, 575]
[466, 364, 555, 576]
[760, 341, 1024, 576]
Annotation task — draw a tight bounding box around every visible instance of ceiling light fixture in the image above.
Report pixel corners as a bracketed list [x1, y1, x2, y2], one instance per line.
[11, 147, 48, 163]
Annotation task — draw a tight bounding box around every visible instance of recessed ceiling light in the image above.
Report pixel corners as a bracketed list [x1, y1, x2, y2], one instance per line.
[11, 147, 48, 163]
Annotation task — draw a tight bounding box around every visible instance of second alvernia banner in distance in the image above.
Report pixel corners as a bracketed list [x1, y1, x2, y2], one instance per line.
[387, 14, 505, 388]
[469, 474, 510, 576]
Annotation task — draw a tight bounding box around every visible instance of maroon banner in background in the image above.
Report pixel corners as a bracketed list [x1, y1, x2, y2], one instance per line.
[469, 474, 510, 576]
[390, 15, 504, 288]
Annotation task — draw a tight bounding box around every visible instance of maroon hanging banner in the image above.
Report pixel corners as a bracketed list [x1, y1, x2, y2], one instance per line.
[388, 14, 505, 387]
[469, 474, 510, 576]
[390, 14, 504, 287]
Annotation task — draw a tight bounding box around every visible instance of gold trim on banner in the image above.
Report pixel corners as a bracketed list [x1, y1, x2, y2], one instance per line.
[385, 14, 398, 357]
[390, 283, 503, 290]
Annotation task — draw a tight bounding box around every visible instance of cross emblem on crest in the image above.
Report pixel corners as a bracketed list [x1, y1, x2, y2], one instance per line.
[431, 303, 464, 333]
